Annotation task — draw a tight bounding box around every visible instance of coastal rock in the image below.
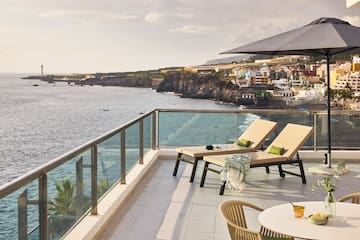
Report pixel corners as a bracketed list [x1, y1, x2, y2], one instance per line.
[157, 72, 235, 101]
[77, 76, 153, 88]
[23, 74, 155, 88]
[156, 72, 290, 108]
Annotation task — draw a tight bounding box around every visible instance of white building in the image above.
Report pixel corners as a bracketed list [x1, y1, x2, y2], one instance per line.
[289, 79, 309, 88]
[314, 83, 326, 96]
[353, 55, 360, 64]
[334, 72, 360, 92]
[253, 64, 270, 85]
[272, 78, 289, 90]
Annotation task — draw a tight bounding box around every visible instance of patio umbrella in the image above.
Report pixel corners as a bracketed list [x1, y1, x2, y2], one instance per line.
[221, 17, 360, 168]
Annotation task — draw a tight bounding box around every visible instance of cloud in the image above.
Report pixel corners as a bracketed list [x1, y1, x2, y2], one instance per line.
[169, 25, 213, 34]
[144, 12, 163, 23]
[143, 10, 195, 28]
[107, 14, 139, 21]
[173, 12, 194, 20]
[220, 16, 302, 46]
[1, 0, 359, 73]
[36, 9, 140, 26]
[36, 10, 69, 19]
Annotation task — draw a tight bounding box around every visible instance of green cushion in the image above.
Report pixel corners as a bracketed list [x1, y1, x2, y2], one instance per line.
[237, 138, 251, 147]
[268, 145, 285, 155]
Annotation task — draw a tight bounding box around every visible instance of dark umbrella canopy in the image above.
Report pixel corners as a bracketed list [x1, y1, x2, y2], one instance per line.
[222, 17, 360, 168]
[222, 18, 360, 56]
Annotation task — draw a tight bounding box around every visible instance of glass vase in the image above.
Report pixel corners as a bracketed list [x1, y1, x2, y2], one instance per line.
[325, 191, 336, 217]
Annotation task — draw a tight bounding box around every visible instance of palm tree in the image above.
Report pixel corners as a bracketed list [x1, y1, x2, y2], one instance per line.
[48, 177, 76, 239]
[97, 178, 110, 198]
[48, 177, 76, 216]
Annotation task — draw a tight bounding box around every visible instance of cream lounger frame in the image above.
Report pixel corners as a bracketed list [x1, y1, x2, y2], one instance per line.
[173, 119, 278, 182]
[202, 123, 313, 195]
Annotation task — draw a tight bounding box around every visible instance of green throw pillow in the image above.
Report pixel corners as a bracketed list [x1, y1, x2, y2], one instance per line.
[268, 145, 285, 155]
[237, 138, 251, 147]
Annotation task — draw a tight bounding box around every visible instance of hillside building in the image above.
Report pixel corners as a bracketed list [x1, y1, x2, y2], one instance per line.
[353, 55, 360, 71]
[334, 72, 360, 92]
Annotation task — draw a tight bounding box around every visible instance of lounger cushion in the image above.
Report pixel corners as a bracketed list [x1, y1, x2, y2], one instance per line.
[268, 146, 285, 155]
[237, 138, 251, 147]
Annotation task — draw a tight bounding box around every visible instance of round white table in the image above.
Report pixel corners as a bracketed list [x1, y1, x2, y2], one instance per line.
[259, 201, 360, 240]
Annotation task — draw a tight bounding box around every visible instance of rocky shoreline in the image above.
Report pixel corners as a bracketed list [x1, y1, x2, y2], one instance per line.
[156, 71, 313, 109]
[22, 74, 154, 88]
[23, 71, 326, 110]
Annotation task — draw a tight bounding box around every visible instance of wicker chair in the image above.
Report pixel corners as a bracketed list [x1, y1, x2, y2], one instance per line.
[338, 192, 360, 204]
[219, 200, 293, 240]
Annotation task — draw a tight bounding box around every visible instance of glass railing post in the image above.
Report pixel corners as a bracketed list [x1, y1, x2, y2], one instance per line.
[139, 119, 144, 164]
[314, 113, 317, 151]
[39, 174, 48, 240]
[76, 157, 84, 219]
[18, 190, 27, 240]
[121, 130, 126, 184]
[235, 113, 238, 141]
[152, 111, 157, 150]
[91, 145, 98, 215]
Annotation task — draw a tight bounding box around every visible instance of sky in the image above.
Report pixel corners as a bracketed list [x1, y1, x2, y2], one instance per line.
[1, 0, 360, 74]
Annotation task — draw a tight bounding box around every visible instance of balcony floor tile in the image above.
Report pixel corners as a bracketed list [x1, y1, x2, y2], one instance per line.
[98, 159, 360, 240]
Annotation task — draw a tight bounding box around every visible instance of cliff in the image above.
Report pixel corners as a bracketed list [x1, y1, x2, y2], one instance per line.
[157, 72, 244, 105]
[156, 72, 287, 108]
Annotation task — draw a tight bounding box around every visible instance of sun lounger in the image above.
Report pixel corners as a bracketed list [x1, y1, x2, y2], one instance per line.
[201, 123, 313, 195]
[172, 119, 278, 182]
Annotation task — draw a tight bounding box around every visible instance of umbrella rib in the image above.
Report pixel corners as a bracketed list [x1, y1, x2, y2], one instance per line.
[331, 47, 358, 56]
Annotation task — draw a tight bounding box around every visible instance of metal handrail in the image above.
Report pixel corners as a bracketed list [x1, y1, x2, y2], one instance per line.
[155, 108, 359, 115]
[0, 109, 154, 198]
[155, 108, 312, 114]
[1, 108, 360, 197]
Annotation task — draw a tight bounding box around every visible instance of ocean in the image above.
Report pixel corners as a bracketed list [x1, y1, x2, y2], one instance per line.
[0, 73, 234, 186]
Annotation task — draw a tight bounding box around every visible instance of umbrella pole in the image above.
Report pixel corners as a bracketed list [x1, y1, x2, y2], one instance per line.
[326, 54, 332, 168]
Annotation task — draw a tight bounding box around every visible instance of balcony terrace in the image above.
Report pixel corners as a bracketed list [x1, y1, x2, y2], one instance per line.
[1, 109, 360, 240]
[95, 158, 360, 240]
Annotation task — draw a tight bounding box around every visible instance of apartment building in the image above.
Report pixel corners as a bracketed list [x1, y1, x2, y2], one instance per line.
[334, 72, 360, 92]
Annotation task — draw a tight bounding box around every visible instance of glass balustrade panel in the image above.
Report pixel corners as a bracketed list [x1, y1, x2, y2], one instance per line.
[143, 115, 152, 153]
[47, 150, 92, 240]
[0, 180, 39, 240]
[158, 112, 237, 146]
[316, 112, 360, 149]
[125, 123, 140, 173]
[97, 133, 121, 199]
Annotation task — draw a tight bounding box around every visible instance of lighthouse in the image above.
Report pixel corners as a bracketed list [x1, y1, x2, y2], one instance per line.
[41, 65, 44, 76]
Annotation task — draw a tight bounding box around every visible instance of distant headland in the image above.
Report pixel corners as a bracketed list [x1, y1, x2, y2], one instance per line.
[22, 70, 327, 110]
[27, 53, 357, 110]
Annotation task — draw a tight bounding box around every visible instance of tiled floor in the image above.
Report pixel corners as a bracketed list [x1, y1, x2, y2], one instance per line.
[98, 159, 360, 240]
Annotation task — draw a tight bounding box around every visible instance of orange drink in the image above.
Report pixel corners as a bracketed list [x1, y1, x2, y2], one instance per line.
[293, 205, 305, 218]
